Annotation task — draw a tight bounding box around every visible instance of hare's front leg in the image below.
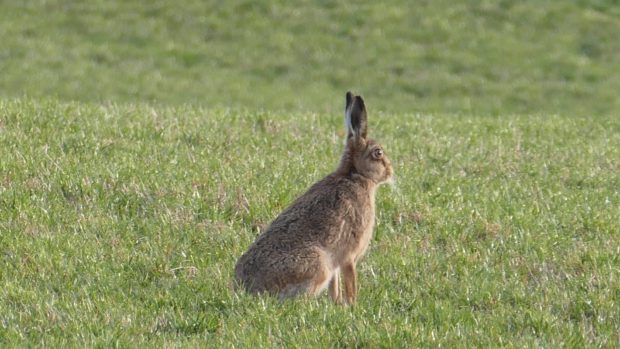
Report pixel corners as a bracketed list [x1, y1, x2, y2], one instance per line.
[328, 272, 341, 304]
[342, 262, 357, 304]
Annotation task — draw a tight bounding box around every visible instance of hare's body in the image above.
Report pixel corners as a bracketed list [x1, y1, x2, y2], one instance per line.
[235, 92, 392, 304]
[235, 173, 377, 298]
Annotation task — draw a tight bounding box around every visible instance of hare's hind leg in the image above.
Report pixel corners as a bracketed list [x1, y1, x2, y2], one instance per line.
[308, 262, 333, 297]
[278, 249, 333, 300]
[278, 267, 331, 300]
[278, 280, 312, 300]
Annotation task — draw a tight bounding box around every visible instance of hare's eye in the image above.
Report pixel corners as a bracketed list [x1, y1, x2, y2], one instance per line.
[372, 148, 383, 159]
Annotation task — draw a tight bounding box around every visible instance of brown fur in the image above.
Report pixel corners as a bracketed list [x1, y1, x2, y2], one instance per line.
[234, 92, 393, 304]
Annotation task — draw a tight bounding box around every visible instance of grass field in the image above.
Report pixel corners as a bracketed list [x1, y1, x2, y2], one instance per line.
[1, 100, 619, 347]
[1, 0, 620, 115]
[1, 0, 620, 347]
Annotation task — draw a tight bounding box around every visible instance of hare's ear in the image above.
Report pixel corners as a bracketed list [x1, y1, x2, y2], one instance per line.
[345, 92, 368, 143]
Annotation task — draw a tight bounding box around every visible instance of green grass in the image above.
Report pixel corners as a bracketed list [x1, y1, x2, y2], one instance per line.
[1, 99, 619, 347]
[1, 0, 620, 115]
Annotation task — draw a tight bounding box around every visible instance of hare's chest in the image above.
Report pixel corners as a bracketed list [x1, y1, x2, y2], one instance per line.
[352, 204, 375, 261]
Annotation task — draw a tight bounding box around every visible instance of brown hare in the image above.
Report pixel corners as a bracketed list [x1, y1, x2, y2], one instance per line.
[234, 92, 393, 304]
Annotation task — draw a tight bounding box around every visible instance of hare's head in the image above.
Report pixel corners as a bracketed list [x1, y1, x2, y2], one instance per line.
[340, 92, 393, 184]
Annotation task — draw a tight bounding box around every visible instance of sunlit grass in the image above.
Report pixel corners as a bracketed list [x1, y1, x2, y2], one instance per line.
[1, 99, 618, 347]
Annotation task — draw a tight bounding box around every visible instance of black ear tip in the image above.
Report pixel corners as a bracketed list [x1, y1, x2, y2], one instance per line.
[346, 91, 354, 107]
[355, 95, 366, 109]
